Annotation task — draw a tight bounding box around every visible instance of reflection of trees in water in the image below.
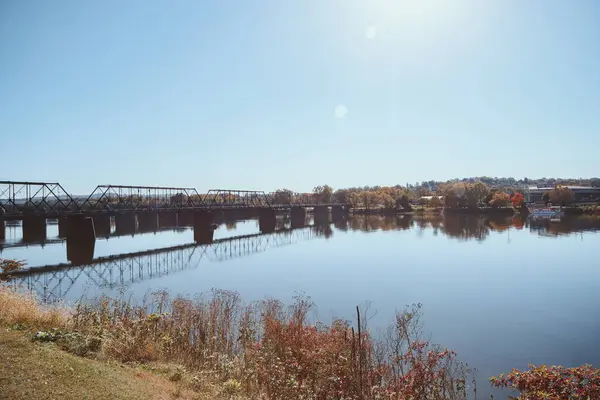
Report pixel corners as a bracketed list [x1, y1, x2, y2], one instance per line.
[529, 216, 600, 236]
[348, 215, 414, 232]
[313, 214, 600, 241]
[440, 215, 492, 241]
[314, 223, 334, 239]
[334, 219, 349, 231]
[352, 214, 532, 241]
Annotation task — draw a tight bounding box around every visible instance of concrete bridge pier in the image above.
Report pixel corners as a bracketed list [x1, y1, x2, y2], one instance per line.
[22, 216, 47, 243]
[313, 206, 330, 224]
[193, 210, 215, 244]
[259, 208, 276, 233]
[194, 228, 215, 244]
[0, 218, 5, 240]
[66, 214, 96, 265]
[93, 215, 112, 237]
[290, 207, 306, 229]
[159, 211, 177, 228]
[58, 216, 69, 238]
[331, 205, 346, 221]
[194, 210, 214, 228]
[115, 213, 136, 235]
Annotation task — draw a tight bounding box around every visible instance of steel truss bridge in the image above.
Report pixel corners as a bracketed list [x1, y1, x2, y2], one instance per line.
[0, 181, 346, 219]
[5, 226, 323, 304]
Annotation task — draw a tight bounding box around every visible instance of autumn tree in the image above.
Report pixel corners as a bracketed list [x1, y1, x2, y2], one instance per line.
[348, 192, 361, 208]
[379, 191, 396, 209]
[548, 186, 574, 206]
[489, 191, 510, 208]
[332, 189, 350, 204]
[464, 182, 490, 208]
[312, 185, 333, 204]
[511, 192, 525, 209]
[395, 194, 412, 211]
[272, 189, 293, 205]
[361, 191, 381, 210]
[443, 189, 459, 209]
[429, 195, 443, 208]
[542, 192, 550, 206]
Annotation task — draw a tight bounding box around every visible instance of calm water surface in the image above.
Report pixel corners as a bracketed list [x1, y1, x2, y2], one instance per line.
[2, 214, 599, 396]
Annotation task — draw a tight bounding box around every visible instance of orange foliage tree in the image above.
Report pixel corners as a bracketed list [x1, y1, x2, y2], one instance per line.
[489, 191, 510, 208]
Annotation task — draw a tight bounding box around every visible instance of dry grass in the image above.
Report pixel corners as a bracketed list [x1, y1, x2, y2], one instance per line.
[1, 282, 471, 399]
[0, 329, 211, 400]
[0, 284, 69, 330]
[0, 258, 26, 273]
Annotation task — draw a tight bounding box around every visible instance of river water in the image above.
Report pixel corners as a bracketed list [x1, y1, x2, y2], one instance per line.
[2, 213, 599, 397]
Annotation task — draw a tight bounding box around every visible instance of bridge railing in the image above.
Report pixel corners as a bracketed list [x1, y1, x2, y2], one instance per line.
[1, 181, 348, 217]
[200, 189, 271, 208]
[78, 185, 203, 212]
[0, 181, 81, 216]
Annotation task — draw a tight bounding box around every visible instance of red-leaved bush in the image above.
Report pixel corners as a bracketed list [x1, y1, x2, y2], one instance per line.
[490, 364, 600, 400]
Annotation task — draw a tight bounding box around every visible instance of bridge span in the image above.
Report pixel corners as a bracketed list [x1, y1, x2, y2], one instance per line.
[0, 180, 350, 243]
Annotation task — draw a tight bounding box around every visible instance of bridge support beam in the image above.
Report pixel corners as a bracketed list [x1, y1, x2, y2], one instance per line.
[313, 206, 330, 224]
[137, 212, 158, 232]
[194, 210, 214, 228]
[66, 214, 96, 265]
[221, 209, 235, 222]
[193, 210, 215, 244]
[58, 216, 69, 238]
[22, 216, 47, 243]
[331, 205, 346, 221]
[0, 218, 5, 240]
[93, 215, 112, 237]
[259, 208, 276, 233]
[177, 210, 194, 227]
[194, 228, 215, 244]
[159, 211, 177, 228]
[115, 213, 136, 235]
[290, 207, 306, 229]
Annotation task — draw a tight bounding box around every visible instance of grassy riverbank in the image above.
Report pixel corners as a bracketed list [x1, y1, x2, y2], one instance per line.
[1, 279, 599, 399]
[0, 283, 472, 399]
[0, 329, 204, 400]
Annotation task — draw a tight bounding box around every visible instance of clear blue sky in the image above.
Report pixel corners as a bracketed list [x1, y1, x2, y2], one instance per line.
[1, 0, 599, 194]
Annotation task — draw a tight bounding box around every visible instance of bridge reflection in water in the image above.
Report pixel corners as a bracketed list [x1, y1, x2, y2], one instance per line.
[4, 214, 600, 304]
[6, 225, 325, 304]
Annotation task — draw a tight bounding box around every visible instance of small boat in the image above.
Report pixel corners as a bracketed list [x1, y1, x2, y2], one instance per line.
[528, 207, 564, 218]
